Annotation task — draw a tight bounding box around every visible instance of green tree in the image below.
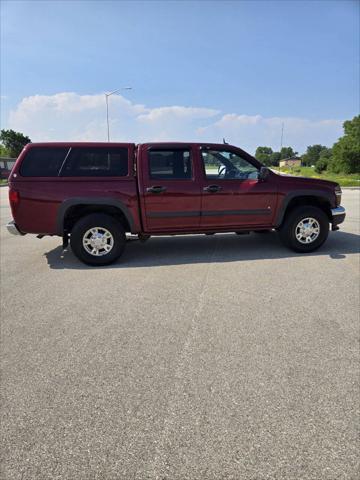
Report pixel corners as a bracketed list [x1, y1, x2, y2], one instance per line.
[280, 147, 297, 159]
[0, 129, 31, 157]
[270, 151, 281, 166]
[255, 146, 297, 166]
[315, 148, 332, 173]
[0, 144, 9, 157]
[302, 144, 328, 166]
[255, 146, 273, 166]
[329, 115, 360, 174]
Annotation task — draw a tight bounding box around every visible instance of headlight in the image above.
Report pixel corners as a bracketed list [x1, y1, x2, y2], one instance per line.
[335, 185, 342, 206]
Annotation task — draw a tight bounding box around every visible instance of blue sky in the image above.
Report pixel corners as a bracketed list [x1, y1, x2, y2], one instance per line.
[1, 0, 359, 153]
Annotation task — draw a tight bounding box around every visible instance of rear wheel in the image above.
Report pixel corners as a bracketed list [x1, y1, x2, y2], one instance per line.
[70, 213, 126, 266]
[279, 206, 329, 253]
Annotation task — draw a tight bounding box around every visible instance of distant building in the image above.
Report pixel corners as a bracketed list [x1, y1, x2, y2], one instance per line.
[0, 157, 16, 179]
[279, 157, 301, 168]
[0, 157, 16, 169]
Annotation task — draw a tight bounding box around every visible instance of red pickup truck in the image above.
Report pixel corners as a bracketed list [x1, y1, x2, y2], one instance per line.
[7, 142, 345, 266]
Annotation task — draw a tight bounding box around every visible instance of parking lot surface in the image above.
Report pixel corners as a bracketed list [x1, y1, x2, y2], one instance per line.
[1, 186, 359, 480]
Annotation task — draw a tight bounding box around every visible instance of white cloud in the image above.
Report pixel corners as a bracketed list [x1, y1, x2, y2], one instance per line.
[198, 113, 343, 154]
[7, 92, 344, 154]
[138, 105, 219, 122]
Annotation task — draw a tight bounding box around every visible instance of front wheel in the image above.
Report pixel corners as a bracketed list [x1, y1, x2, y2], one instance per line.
[70, 213, 126, 266]
[279, 206, 329, 253]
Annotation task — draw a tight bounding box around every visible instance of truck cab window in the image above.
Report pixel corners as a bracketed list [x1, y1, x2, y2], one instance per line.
[202, 149, 259, 180]
[149, 149, 192, 180]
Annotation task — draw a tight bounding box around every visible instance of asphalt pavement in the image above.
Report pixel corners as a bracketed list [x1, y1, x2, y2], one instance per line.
[1, 186, 359, 480]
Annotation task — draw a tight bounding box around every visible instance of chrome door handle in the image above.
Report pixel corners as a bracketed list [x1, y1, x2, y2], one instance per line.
[146, 186, 167, 193]
[203, 185, 221, 193]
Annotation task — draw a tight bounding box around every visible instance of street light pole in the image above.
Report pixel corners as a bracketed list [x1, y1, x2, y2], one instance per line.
[105, 87, 132, 142]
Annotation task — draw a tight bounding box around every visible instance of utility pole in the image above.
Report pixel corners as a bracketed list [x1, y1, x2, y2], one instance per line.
[280, 122, 284, 150]
[105, 87, 132, 141]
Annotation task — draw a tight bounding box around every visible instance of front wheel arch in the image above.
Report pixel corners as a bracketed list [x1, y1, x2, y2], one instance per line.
[276, 194, 333, 228]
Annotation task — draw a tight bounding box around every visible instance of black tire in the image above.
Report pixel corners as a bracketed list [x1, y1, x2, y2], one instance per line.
[279, 206, 329, 253]
[70, 213, 126, 266]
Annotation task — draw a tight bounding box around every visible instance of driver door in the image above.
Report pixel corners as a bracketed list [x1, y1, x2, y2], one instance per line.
[200, 146, 277, 228]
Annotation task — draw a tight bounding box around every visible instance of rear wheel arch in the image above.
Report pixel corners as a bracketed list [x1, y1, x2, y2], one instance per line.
[57, 198, 134, 235]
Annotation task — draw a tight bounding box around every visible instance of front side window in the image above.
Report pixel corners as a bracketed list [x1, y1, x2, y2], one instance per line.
[201, 149, 259, 180]
[61, 147, 128, 177]
[20, 147, 68, 177]
[149, 149, 192, 180]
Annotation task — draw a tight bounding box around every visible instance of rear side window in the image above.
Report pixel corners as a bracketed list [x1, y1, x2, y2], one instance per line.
[149, 149, 192, 180]
[20, 147, 68, 177]
[61, 147, 128, 177]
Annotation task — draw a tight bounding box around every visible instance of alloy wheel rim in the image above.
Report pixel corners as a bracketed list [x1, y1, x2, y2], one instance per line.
[82, 227, 114, 256]
[295, 217, 320, 244]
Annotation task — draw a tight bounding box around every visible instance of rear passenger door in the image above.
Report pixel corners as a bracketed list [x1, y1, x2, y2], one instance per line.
[139, 144, 201, 232]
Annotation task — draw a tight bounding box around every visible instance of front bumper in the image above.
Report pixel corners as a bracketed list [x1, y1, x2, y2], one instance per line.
[331, 206, 346, 229]
[6, 220, 25, 236]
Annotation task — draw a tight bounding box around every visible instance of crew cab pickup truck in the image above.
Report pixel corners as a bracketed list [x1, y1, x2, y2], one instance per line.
[7, 142, 345, 266]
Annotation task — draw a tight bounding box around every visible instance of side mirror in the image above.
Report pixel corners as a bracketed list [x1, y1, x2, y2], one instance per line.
[258, 166, 270, 181]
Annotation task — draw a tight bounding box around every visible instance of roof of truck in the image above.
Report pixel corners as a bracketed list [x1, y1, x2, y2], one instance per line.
[24, 141, 238, 148]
